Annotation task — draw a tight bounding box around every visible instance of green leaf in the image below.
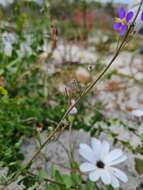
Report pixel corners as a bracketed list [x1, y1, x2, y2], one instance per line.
[38, 169, 48, 180]
[62, 174, 72, 189]
[51, 165, 56, 178]
[140, 134, 143, 141]
[45, 186, 56, 190]
[107, 185, 114, 190]
[71, 173, 82, 185]
[86, 181, 94, 190]
[27, 183, 38, 190]
[135, 158, 143, 175]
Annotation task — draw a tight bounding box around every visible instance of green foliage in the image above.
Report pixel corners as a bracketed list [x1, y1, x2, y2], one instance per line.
[45, 167, 95, 190]
[135, 158, 143, 175]
[0, 94, 64, 174]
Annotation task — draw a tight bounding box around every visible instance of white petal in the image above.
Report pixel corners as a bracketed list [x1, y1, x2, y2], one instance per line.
[69, 107, 77, 115]
[104, 149, 123, 164]
[100, 169, 111, 185]
[109, 155, 127, 166]
[89, 170, 100, 182]
[91, 138, 101, 159]
[80, 163, 96, 172]
[101, 141, 110, 160]
[69, 100, 78, 115]
[111, 167, 128, 183]
[79, 144, 95, 163]
[111, 175, 120, 189]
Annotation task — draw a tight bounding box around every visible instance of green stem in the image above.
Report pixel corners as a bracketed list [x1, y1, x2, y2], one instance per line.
[94, 183, 100, 190]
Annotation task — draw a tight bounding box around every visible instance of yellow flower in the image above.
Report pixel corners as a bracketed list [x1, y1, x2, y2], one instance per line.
[0, 86, 8, 95]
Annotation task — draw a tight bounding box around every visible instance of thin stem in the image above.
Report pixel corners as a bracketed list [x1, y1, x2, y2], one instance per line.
[6, 0, 143, 186]
[94, 183, 101, 190]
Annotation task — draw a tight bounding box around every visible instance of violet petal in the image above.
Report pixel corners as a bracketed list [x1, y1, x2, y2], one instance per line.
[141, 11, 143, 21]
[118, 7, 126, 19]
[120, 25, 127, 36]
[126, 11, 134, 23]
[114, 22, 122, 31]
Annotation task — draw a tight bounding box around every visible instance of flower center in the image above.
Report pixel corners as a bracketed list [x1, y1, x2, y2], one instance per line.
[115, 17, 127, 25]
[121, 18, 126, 25]
[96, 160, 105, 168]
[115, 17, 121, 23]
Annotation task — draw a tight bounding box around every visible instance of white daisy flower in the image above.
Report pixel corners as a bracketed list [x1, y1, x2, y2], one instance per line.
[79, 138, 128, 189]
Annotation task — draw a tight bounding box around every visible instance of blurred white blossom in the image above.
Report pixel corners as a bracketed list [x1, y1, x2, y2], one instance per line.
[2, 32, 17, 57]
[110, 125, 141, 148]
[130, 133, 142, 148]
[17, 35, 33, 58]
[0, 0, 14, 7]
[53, 43, 97, 64]
[27, 0, 44, 6]
[131, 109, 143, 117]
[138, 123, 143, 134]
[75, 67, 90, 84]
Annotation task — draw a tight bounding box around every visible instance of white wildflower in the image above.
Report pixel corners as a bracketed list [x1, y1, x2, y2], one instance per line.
[79, 138, 128, 189]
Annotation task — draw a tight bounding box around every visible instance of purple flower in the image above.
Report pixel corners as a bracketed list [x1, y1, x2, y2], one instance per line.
[114, 7, 134, 36]
[141, 11, 143, 21]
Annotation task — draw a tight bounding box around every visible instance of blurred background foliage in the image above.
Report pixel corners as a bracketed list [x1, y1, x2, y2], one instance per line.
[0, 0, 110, 176]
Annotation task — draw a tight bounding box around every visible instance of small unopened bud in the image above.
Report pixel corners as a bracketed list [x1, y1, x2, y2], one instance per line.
[69, 99, 78, 115]
[48, 126, 54, 131]
[36, 124, 43, 132]
[88, 64, 95, 71]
